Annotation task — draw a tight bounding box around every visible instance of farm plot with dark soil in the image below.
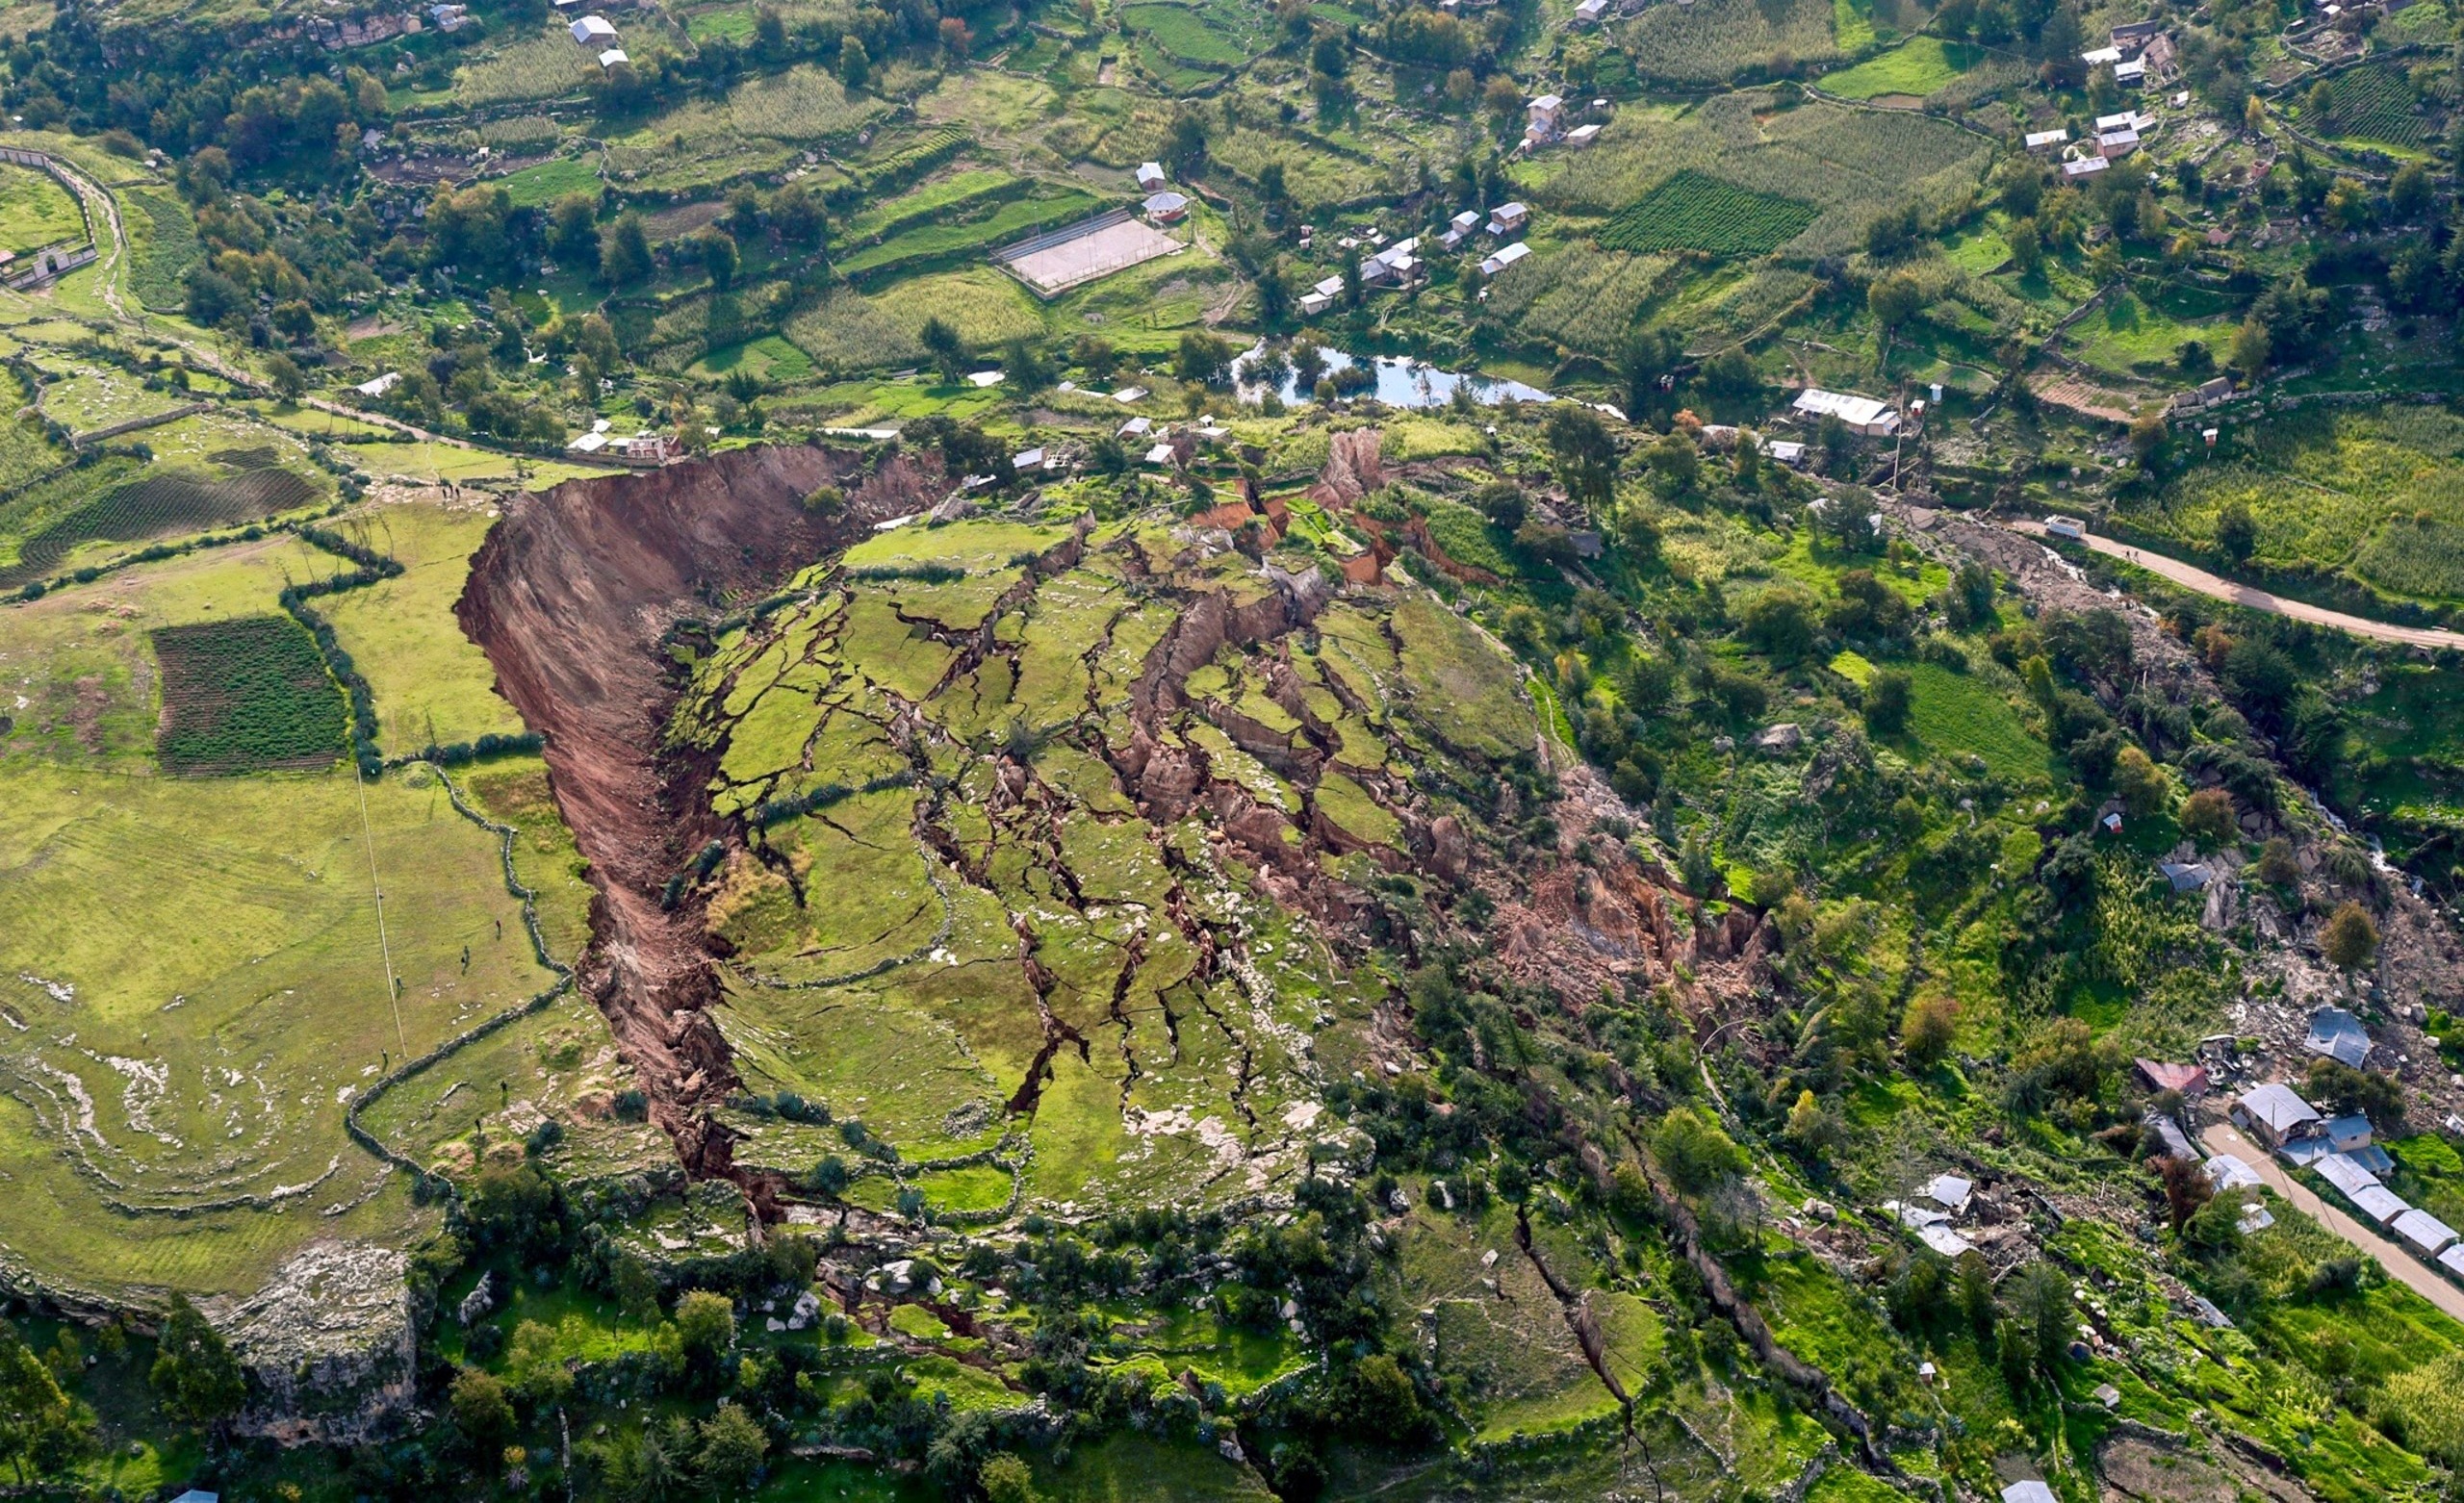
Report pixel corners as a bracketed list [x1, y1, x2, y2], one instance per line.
[152, 616, 346, 774]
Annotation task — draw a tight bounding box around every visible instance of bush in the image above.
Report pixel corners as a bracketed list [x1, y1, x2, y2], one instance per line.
[2322, 900, 2379, 971]
[2179, 787, 2238, 850]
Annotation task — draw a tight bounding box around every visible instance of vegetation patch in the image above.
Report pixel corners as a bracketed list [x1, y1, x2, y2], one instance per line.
[1601, 171, 1822, 256]
[152, 616, 346, 774]
[0, 465, 318, 591]
[1817, 37, 1982, 100]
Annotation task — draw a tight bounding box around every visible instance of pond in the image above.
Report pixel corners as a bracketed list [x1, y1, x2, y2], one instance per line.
[1233, 344, 1552, 410]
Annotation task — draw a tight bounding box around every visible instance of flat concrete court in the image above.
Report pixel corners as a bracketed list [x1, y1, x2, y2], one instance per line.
[997, 216, 1183, 295]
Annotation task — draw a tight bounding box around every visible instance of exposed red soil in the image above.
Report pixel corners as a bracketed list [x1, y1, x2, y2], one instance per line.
[455, 444, 941, 1179]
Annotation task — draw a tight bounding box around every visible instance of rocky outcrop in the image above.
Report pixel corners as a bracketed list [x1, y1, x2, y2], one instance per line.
[212, 1240, 415, 1445]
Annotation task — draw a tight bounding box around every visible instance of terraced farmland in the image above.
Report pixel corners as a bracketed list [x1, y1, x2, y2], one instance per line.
[1601, 170, 1822, 256]
[2308, 62, 2442, 151]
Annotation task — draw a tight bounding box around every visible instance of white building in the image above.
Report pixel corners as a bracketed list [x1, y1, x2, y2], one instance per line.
[1135, 162, 1168, 191]
[1576, 0, 1609, 18]
[1438, 209, 1481, 249]
[1478, 241, 1531, 277]
[598, 47, 629, 68]
[354, 370, 400, 397]
[1790, 387, 1900, 437]
[2063, 156, 2109, 178]
[570, 13, 617, 43]
[1486, 201, 1529, 236]
[1564, 123, 1603, 148]
[2024, 128, 2068, 150]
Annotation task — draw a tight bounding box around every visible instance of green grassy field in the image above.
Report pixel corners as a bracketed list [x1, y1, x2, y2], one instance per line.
[0, 161, 84, 254]
[1903, 660, 2050, 780]
[1599, 170, 1822, 256]
[1816, 37, 1982, 99]
[496, 155, 602, 209]
[313, 502, 528, 757]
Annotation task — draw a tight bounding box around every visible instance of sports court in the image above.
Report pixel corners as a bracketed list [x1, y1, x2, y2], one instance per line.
[994, 209, 1183, 296]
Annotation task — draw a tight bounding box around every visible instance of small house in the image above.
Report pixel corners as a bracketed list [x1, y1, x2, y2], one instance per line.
[2231, 1083, 2323, 1150]
[2397, 1209, 2459, 1258]
[1478, 241, 1531, 277]
[1113, 386, 1147, 404]
[2098, 128, 2141, 157]
[2024, 128, 2069, 150]
[2102, 811, 2124, 834]
[1486, 201, 1529, 236]
[354, 370, 400, 397]
[2314, 1151, 2382, 1202]
[1144, 442, 1176, 467]
[1918, 1173, 1974, 1214]
[1576, 0, 1609, 18]
[2145, 1113, 2197, 1161]
[597, 47, 629, 69]
[1299, 292, 1333, 316]
[2136, 1058, 2210, 1098]
[2438, 1244, 2464, 1283]
[2114, 57, 2147, 85]
[1012, 447, 1049, 472]
[2160, 860, 2210, 892]
[2203, 1154, 2263, 1192]
[1117, 416, 1153, 438]
[1564, 122, 1603, 148]
[2081, 43, 2123, 64]
[2306, 1007, 2373, 1068]
[1526, 93, 1564, 131]
[566, 430, 608, 453]
[2003, 1482, 2059, 1503]
[1766, 440, 1807, 466]
[569, 13, 617, 43]
[1439, 210, 1481, 249]
[2063, 156, 2109, 178]
[1790, 387, 1899, 437]
[1143, 191, 1191, 224]
[604, 432, 673, 465]
[2110, 18, 2165, 47]
[1136, 161, 1168, 191]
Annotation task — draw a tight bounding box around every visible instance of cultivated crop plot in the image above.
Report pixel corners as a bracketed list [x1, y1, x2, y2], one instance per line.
[1601, 170, 1822, 256]
[152, 616, 346, 774]
[994, 211, 1184, 295]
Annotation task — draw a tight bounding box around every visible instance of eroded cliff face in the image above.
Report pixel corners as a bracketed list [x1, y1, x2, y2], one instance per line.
[214, 1240, 415, 1445]
[455, 445, 942, 1179]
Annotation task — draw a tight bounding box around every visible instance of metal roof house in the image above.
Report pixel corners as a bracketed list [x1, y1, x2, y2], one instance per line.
[2063, 156, 2109, 178]
[1142, 191, 1191, 224]
[1919, 1174, 1973, 1213]
[2231, 1083, 2323, 1149]
[2352, 1183, 2410, 1224]
[1136, 162, 1168, 191]
[2160, 861, 2211, 893]
[2136, 1058, 2209, 1097]
[1790, 387, 1900, 436]
[2024, 128, 2069, 149]
[2396, 1209, 2459, 1257]
[1478, 242, 1531, 277]
[569, 13, 617, 42]
[1486, 201, 1529, 236]
[2003, 1482, 2059, 1503]
[1439, 209, 1482, 249]
[2204, 1154, 2263, 1191]
[2306, 1007, 2372, 1068]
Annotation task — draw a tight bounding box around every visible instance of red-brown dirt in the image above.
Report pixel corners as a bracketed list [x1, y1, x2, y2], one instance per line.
[455, 444, 940, 1178]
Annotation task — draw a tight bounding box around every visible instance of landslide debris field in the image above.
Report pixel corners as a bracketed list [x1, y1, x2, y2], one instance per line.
[454, 439, 1552, 1219]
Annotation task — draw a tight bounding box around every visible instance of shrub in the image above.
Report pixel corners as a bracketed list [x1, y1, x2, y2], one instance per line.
[2322, 900, 2379, 971]
[2179, 787, 2238, 850]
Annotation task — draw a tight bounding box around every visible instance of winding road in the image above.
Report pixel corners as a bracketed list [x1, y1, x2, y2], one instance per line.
[2007, 520, 2464, 651]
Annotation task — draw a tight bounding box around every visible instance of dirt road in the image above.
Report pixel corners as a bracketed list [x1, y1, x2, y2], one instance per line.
[2006, 521, 2464, 651]
[2199, 1121, 2464, 1323]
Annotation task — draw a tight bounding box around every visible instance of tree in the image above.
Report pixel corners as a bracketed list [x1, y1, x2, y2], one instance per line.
[1618, 324, 1681, 421]
[938, 15, 971, 58]
[1901, 991, 1958, 1067]
[2179, 787, 2238, 850]
[2002, 1262, 2075, 1382]
[600, 214, 653, 288]
[981, 1452, 1041, 1503]
[2228, 315, 2271, 377]
[2215, 501, 2257, 567]
[0, 1320, 90, 1484]
[1072, 335, 1118, 382]
[1544, 403, 1617, 506]
[1867, 271, 1924, 334]
[1647, 432, 1700, 496]
[450, 1368, 515, 1455]
[675, 1289, 737, 1366]
[150, 1294, 244, 1428]
[2392, 161, 2433, 219]
[1176, 330, 1236, 387]
[838, 33, 871, 87]
[919, 317, 968, 384]
[1482, 75, 1523, 134]
[1738, 585, 1819, 664]
[1652, 1107, 1746, 1196]
[699, 1401, 767, 1494]
[2156, 1154, 2214, 1232]
[2258, 837, 2299, 885]
[1783, 1089, 1842, 1159]
[698, 229, 740, 290]
[1165, 110, 1210, 172]
[550, 194, 601, 274]
[2323, 900, 2379, 971]
[264, 352, 305, 401]
[2115, 746, 2169, 817]
[1863, 668, 1912, 736]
